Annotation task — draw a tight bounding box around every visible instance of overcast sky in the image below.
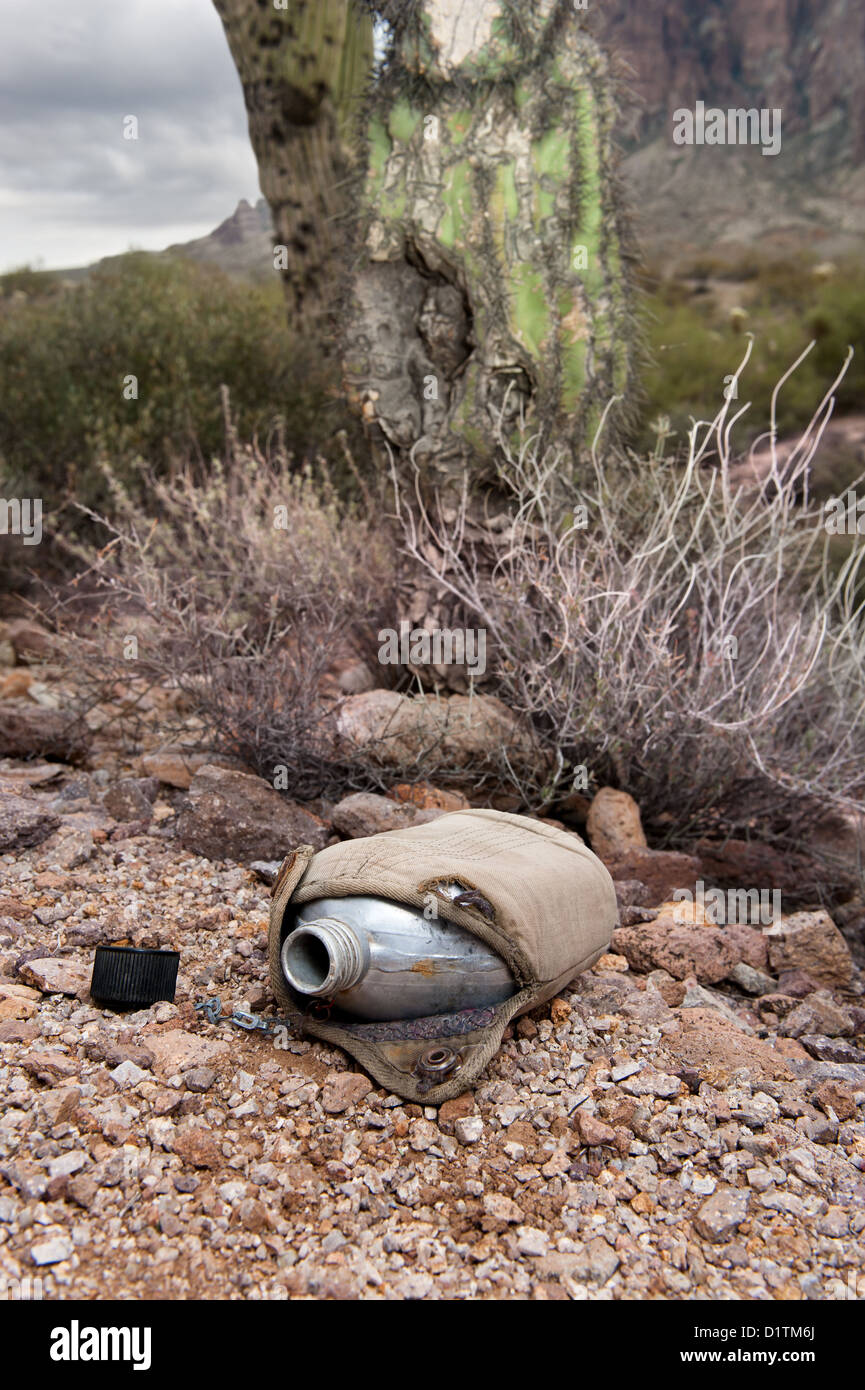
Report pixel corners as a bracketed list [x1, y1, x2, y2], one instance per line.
[0, 0, 264, 272]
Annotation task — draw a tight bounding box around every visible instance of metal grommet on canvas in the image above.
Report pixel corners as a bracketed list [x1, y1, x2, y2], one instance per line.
[416, 1045, 461, 1079]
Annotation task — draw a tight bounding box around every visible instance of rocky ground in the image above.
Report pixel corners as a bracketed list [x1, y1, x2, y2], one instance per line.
[1, 621, 864, 1301]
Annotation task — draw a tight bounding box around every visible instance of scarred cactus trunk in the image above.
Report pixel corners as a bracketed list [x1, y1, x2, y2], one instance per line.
[342, 0, 639, 495]
[212, 0, 374, 339]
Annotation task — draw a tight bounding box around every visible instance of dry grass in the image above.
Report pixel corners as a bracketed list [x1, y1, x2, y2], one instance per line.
[42, 405, 399, 799]
[390, 339, 865, 844]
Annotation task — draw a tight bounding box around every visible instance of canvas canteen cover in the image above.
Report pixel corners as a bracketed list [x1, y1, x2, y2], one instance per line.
[269, 809, 617, 1104]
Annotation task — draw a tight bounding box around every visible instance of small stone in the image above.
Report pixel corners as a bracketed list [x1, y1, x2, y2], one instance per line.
[20, 1050, 78, 1082]
[400, 1118, 432, 1152]
[694, 1187, 750, 1243]
[0, 784, 60, 852]
[812, 1080, 857, 1121]
[570, 1236, 620, 1286]
[781, 992, 853, 1039]
[596, 953, 629, 973]
[45, 828, 95, 870]
[1, 1161, 48, 1200]
[454, 1115, 483, 1144]
[516, 1225, 550, 1257]
[19, 956, 90, 997]
[438, 1093, 475, 1131]
[620, 1067, 682, 1099]
[109, 1059, 150, 1088]
[817, 1206, 849, 1238]
[173, 1128, 224, 1169]
[483, 1192, 524, 1224]
[184, 1066, 217, 1093]
[550, 997, 572, 1024]
[729, 962, 776, 996]
[746, 1168, 774, 1193]
[321, 1072, 373, 1114]
[102, 779, 154, 823]
[577, 1112, 616, 1147]
[37, 1087, 81, 1127]
[610, 1060, 641, 1082]
[143, 1029, 229, 1076]
[66, 1176, 98, 1209]
[31, 1237, 73, 1266]
[47, 1151, 88, 1180]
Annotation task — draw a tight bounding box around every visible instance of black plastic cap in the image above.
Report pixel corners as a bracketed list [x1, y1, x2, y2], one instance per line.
[91, 946, 180, 1009]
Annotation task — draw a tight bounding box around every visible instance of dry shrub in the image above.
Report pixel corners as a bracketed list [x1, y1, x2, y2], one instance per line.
[47, 416, 398, 799]
[393, 340, 865, 845]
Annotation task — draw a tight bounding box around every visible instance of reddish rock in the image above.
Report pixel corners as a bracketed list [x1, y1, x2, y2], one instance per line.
[723, 923, 769, 970]
[321, 1072, 373, 1114]
[611, 920, 737, 984]
[173, 1128, 224, 1169]
[0, 702, 89, 763]
[771, 1037, 811, 1061]
[812, 1080, 857, 1121]
[765, 911, 853, 988]
[177, 764, 330, 862]
[603, 848, 700, 906]
[330, 791, 444, 839]
[0, 782, 60, 853]
[387, 782, 471, 812]
[777, 969, 820, 998]
[586, 788, 647, 860]
[0, 1019, 38, 1043]
[19, 1050, 79, 1083]
[139, 747, 216, 789]
[576, 1112, 617, 1147]
[335, 689, 540, 774]
[661, 1008, 793, 1085]
[694, 1187, 750, 1243]
[20, 957, 90, 996]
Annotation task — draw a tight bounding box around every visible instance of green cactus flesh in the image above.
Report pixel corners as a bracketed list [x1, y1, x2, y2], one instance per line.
[343, 1, 637, 489]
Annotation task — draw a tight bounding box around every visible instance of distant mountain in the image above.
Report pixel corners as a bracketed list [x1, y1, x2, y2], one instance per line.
[162, 198, 276, 279]
[591, 0, 865, 266]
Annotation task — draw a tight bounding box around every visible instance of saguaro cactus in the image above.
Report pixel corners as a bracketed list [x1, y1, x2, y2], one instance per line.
[212, 0, 374, 337]
[342, 0, 638, 493]
[213, 0, 637, 490]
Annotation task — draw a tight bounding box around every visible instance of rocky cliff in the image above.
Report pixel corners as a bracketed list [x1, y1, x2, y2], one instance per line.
[590, 0, 865, 263]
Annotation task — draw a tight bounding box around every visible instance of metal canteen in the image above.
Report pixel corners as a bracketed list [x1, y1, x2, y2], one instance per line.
[280, 886, 515, 1021]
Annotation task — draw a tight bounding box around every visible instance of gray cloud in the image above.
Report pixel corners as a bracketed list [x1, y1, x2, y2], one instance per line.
[0, 0, 260, 271]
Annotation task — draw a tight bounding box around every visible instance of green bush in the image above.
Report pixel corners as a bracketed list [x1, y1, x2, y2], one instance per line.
[0, 254, 359, 523]
[637, 256, 865, 451]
